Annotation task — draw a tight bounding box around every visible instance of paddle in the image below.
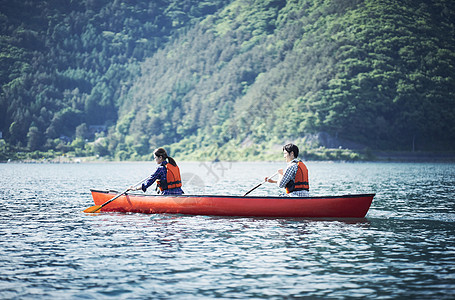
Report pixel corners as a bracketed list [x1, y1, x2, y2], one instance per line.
[83, 176, 149, 213]
[243, 172, 278, 196]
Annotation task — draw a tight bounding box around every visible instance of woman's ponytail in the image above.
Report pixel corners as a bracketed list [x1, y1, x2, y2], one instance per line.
[154, 148, 177, 166]
[167, 156, 177, 166]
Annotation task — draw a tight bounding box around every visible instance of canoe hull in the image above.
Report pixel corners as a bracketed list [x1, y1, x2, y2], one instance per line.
[90, 189, 374, 218]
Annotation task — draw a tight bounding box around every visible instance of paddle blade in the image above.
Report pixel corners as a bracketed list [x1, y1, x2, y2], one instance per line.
[83, 205, 102, 213]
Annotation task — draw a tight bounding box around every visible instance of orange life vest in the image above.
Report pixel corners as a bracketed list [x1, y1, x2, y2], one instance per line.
[157, 163, 182, 191]
[285, 161, 309, 194]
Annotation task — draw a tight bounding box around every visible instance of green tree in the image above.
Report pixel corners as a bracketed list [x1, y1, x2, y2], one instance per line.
[26, 126, 43, 151]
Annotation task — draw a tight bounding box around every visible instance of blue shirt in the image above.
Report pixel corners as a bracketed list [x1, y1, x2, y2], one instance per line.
[141, 161, 184, 195]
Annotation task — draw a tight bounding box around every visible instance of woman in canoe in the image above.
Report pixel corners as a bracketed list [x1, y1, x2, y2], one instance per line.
[129, 148, 184, 195]
[266, 143, 309, 197]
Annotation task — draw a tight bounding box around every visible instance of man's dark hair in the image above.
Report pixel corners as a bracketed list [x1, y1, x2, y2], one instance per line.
[283, 143, 299, 158]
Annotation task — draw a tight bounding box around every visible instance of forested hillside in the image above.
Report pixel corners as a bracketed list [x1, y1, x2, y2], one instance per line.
[1, 0, 454, 161]
[0, 0, 230, 160]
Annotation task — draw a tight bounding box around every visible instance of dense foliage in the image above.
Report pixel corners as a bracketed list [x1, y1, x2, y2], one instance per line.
[1, 0, 454, 161]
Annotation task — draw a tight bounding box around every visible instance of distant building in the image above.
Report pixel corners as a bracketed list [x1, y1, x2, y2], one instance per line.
[59, 135, 72, 143]
[89, 125, 107, 134]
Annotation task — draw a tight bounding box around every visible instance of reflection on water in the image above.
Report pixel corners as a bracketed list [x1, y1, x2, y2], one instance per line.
[0, 162, 454, 299]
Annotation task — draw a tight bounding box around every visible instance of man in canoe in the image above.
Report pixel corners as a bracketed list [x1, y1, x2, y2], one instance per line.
[129, 148, 184, 195]
[265, 143, 309, 197]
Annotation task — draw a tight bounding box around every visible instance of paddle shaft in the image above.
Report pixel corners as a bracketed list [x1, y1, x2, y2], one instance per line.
[243, 172, 278, 196]
[86, 176, 149, 213]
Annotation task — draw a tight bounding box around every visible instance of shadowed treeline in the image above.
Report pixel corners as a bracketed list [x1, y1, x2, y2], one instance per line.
[1, 0, 454, 161]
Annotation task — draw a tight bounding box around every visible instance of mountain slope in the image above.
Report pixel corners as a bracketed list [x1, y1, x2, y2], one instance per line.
[1, 0, 454, 161]
[114, 0, 455, 159]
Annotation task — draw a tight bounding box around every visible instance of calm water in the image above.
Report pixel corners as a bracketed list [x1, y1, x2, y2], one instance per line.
[0, 161, 454, 299]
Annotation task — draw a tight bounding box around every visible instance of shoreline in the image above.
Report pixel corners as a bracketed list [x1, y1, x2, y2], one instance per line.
[370, 151, 455, 162]
[3, 150, 455, 164]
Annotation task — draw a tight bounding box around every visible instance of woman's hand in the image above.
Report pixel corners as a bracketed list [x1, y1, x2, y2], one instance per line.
[128, 186, 141, 191]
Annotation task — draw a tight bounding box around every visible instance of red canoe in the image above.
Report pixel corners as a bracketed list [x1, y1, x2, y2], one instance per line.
[90, 189, 375, 218]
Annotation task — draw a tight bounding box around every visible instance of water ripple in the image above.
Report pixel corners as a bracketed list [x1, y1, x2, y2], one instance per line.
[1, 162, 454, 299]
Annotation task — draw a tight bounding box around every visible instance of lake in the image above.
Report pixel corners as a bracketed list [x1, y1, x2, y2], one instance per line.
[0, 161, 454, 299]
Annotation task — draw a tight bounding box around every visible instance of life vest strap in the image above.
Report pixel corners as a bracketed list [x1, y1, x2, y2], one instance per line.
[168, 180, 181, 186]
[293, 187, 309, 191]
